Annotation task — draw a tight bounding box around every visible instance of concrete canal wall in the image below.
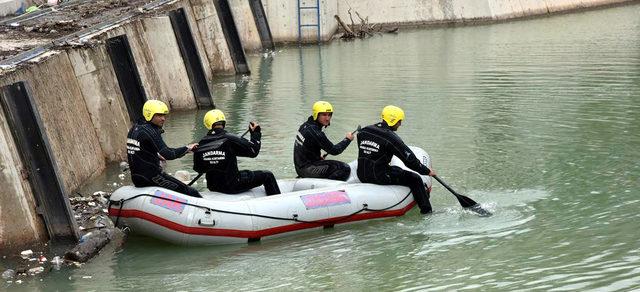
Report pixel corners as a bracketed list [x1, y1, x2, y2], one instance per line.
[0, 107, 47, 249]
[0, 0, 241, 249]
[335, 0, 635, 25]
[263, 0, 339, 43]
[189, 0, 236, 72]
[263, 0, 638, 43]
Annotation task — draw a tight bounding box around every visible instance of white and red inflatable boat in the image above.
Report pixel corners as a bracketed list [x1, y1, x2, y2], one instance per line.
[108, 147, 432, 245]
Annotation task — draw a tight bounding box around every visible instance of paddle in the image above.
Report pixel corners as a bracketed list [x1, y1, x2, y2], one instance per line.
[432, 175, 492, 217]
[187, 128, 251, 186]
[322, 125, 361, 159]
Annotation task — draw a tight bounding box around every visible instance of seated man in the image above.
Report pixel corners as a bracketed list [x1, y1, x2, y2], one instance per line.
[193, 109, 280, 196]
[356, 105, 436, 214]
[294, 101, 353, 181]
[126, 100, 201, 197]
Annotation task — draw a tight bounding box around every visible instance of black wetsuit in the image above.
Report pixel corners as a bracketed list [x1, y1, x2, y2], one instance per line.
[126, 119, 201, 198]
[357, 122, 432, 213]
[193, 127, 280, 195]
[293, 116, 352, 181]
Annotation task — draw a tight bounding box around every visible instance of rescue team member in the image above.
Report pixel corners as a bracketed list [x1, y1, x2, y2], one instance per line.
[126, 100, 201, 197]
[193, 109, 281, 196]
[294, 101, 353, 181]
[356, 105, 436, 214]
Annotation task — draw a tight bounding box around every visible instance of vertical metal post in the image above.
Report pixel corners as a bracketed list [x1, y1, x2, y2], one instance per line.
[169, 8, 214, 108]
[315, 0, 321, 43]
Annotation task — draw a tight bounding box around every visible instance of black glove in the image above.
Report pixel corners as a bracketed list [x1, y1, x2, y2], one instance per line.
[249, 122, 261, 133]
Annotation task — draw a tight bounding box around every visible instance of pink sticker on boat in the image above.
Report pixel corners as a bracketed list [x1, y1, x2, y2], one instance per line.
[301, 190, 351, 210]
[151, 190, 187, 213]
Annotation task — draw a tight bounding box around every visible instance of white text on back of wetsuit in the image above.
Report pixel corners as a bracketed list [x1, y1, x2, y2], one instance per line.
[359, 140, 380, 154]
[202, 150, 225, 164]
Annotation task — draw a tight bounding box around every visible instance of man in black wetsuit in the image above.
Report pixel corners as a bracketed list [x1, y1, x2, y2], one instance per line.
[193, 109, 280, 196]
[126, 100, 201, 197]
[294, 101, 354, 181]
[357, 105, 436, 214]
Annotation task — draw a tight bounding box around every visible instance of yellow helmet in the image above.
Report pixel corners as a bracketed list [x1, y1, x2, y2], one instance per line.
[203, 109, 226, 130]
[312, 101, 334, 120]
[142, 100, 169, 122]
[381, 105, 405, 127]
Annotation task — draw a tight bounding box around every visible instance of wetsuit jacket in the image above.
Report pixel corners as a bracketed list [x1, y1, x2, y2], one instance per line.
[294, 116, 351, 170]
[357, 122, 431, 181]
[193, 128, 261, 186]
[126, 119, 188, 180]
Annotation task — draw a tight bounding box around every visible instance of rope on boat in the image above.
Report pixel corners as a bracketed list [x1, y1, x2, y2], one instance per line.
[108, 190, 413, 227]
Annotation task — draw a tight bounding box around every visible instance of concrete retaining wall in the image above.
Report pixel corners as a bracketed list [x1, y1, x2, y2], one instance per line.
[0, 52, 107, 192]
[0, 107, 47, 249]
[263, 0, 339, 43]
[263, 0, 636, 43]
[228, 0, 263, 52]
[102, 18, 198, 110]
[67, 46, 130, 163]
[335, 0, 635, 26]
[189, 0, 236, 74]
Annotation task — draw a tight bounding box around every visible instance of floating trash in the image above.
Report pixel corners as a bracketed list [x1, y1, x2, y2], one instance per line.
[119, 161, 129, 172]
[27, 267, 44, 275]
[20, 250, 33, 258]
[51, 256, 63, 266]
[1, 269, 15, 279]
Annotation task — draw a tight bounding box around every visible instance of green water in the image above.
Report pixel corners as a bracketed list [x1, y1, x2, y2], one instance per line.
[8, 4, 640, 291]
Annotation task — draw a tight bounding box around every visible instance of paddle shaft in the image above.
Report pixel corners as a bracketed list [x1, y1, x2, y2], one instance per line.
[433, 175, 461, 197]
[188, 129, 251, 186]
[322, 125, 361, 159]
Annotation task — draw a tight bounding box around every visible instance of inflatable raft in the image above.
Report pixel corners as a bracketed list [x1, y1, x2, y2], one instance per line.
[108, 147, 432, 245]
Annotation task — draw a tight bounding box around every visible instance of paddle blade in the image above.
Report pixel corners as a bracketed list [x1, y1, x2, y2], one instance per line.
[468, 204, 492, 217]
[454, 193, 492, 217]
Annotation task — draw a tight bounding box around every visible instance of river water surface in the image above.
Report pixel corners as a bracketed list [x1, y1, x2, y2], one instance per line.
[11, 4, 640, 291]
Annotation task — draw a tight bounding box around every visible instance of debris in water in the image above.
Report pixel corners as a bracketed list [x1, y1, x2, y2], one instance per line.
[20, 250, 33, 258]
[119, 161, 129, 172]
[1, 269, 15, 279]
[27, 267, 44, 275]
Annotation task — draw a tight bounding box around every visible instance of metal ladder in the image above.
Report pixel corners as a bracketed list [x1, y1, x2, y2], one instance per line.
[297, 0, 321, 43]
